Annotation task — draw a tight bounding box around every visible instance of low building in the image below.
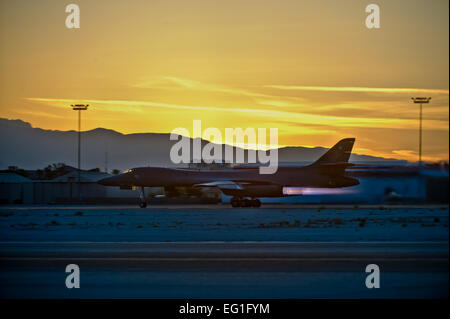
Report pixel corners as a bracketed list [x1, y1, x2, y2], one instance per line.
[1, 165, 448, 205]
[255, 165, 449, 204]
[0, 173, 34, 204]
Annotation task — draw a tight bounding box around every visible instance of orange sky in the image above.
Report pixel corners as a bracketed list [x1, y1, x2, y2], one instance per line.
[0, 0, 448, 162]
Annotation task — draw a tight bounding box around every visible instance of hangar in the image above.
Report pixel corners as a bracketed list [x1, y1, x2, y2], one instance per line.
[0, 165, 447, 205]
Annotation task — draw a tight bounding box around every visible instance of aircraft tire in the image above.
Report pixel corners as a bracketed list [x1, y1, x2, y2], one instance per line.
[252, 199, 261, 207]
[242, 199, 252, 207]
[231, 198, 240, 207]
[139, 202, 147, 208]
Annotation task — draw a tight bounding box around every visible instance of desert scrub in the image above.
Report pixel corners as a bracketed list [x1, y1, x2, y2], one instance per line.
[0, 212, 14, 217]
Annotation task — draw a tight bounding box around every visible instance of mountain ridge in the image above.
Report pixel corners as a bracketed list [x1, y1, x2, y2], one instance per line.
[0, 118, 407, 171]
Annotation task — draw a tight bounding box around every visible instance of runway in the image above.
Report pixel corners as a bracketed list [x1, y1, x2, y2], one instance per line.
[0, 241, 448, 298]
[0, 205, 448, 297]
[3, 204, 448, 210]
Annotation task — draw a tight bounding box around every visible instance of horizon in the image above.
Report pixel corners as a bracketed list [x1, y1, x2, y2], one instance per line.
[0, 116, 425, 165]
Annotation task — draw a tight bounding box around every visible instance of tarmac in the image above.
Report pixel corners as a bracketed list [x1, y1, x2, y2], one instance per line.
[0, 204, 448, 298]
[0, 241, 447, 298]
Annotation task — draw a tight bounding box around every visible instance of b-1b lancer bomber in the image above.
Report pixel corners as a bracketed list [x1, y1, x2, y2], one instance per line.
[98, 138, 359, 208]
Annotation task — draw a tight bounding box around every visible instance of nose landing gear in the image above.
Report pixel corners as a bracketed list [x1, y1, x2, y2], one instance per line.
[139, 186, 147, 208]
[230, 197, 261, 208]
[139, 202, 147, 208]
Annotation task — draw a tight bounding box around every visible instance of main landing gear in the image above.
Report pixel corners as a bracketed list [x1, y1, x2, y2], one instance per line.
[139, 202, 147, 208]
[139, 186, 147, 208]
[230, 197, 261, 208]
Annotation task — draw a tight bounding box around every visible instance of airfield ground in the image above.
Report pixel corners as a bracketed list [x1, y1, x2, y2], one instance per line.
[0, 204, 448, 298]
[0, 204, 448, 242]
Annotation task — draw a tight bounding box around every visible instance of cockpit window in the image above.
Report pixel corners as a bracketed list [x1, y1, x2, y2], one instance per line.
[123, 169, 133, 174]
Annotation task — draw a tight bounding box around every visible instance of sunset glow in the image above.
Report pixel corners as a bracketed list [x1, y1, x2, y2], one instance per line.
[0, 0, 448, 162]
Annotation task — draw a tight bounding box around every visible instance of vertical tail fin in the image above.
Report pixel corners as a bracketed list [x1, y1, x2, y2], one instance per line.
[311, 138, 355, 166]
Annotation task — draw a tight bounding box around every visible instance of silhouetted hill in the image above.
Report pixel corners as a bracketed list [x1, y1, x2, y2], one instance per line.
[0, 118, 406, 171]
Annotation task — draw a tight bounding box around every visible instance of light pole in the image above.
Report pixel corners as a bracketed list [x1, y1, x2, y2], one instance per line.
[411, 97, 431, 166]
[71, 104, 89, 201]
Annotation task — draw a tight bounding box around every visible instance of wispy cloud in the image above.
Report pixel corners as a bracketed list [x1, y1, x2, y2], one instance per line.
[255, 99, 304, 108]
[15, 110, 66, 119]
[263, 85, 449, 94]
[132, 76, 271, 99]
[26, 97, 448, 130]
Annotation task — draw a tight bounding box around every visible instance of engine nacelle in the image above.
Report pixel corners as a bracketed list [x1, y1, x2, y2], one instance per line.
[221, 185, 284, 197]
[119, 185, 133, 190]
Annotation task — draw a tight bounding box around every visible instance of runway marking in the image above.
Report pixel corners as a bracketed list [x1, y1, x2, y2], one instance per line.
[2, 257, 448, 262]
[1, 241, 448, 245]
[1, 204, 448, 210]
